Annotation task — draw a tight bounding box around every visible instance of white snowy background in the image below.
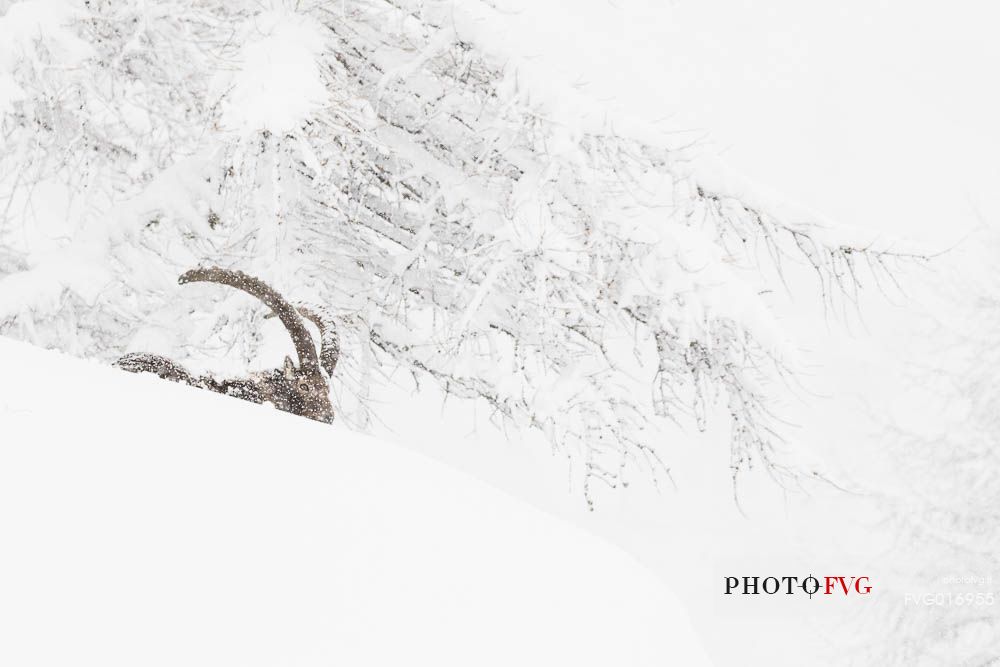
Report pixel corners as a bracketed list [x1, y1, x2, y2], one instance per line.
[1, 1, 998, 665]
[0, 337, 715, 666]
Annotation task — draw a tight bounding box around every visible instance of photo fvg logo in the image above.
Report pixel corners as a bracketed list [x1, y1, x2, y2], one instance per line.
[724, 576, 872, 599]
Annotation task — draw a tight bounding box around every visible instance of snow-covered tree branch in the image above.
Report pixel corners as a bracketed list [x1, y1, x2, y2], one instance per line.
[0, 0, 921, 502]
[860, 227, 1000, 664]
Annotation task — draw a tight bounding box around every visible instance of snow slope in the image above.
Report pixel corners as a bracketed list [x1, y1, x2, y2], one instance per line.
[0, 336, 711, 667]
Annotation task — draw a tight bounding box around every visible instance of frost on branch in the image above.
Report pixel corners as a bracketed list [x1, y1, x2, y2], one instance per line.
[0, 0, 920, 502]
[857, 229, 1000, 665]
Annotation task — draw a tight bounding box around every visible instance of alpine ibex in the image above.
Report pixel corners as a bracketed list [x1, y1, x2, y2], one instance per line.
[116, 267, 337, 423]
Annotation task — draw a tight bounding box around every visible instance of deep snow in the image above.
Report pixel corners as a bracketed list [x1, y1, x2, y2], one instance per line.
[0, 336, 712, 666]
[1, 1, 997, 664]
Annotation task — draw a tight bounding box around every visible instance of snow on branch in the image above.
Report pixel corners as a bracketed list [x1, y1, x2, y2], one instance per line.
[0, 0, 921, 503]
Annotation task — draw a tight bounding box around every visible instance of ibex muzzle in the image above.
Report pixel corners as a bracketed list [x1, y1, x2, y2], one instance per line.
[117, 267, 336, 424]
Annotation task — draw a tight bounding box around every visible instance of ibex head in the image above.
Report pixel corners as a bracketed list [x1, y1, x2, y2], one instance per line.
[118, 267, 337, 424]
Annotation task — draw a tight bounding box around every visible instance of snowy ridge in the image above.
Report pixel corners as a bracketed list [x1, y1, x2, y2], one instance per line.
[0, 336, 712, 666]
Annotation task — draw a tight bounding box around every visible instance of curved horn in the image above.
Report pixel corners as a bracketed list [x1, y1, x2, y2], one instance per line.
[295, 306, 340, 376]
[179, 267, 320, 372]
[265, 305, 340, 376]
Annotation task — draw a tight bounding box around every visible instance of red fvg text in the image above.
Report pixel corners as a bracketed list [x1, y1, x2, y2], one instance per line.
[724, 576, 872, 598]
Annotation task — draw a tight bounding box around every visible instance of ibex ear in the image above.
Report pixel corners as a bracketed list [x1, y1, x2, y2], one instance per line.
[283, 356, 296, 379]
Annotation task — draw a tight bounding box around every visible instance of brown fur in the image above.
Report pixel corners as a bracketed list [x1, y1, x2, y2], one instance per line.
[116, 268, 336, 424]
